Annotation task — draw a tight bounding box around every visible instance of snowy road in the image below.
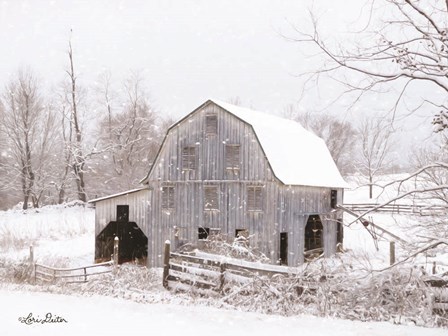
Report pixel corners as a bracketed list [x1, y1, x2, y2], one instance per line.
[1, 290, 446, 336]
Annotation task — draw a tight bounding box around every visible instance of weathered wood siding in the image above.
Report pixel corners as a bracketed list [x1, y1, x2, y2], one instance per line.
[276, 185, 343, 265]
[148, 103, 276, 182]
[94, 189, 151, 236]
[143, 102, 344, 267]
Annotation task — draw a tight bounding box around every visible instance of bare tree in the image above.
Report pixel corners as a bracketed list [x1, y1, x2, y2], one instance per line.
[0, 69, 59, 209]
[0, 102, 22, 209]
[65, 38, 87, 202]
[93, 71, 163, 194]
[290, 1, 448, 210]
[410, 136, 448, 205]
[49, 91, 76, 205]
[292, 0, 447, 132]
[285, 105, 357, 175]
[356, 117, 394, 198]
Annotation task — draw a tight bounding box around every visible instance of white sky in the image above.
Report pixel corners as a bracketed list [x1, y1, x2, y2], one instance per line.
[0, 0, 364, 114]
[0, 0, 436, 155]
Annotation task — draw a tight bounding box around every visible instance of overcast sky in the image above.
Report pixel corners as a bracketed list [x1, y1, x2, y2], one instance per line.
[0, 0, 436, 154]
[0, 1, 365, 114]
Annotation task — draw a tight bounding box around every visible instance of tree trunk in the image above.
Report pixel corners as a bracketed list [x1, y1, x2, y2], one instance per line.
[67, 38, 87, 202]
[22, 195, 29, 210]
[58, 186, 65, 204]
[74, 161, 86, 202]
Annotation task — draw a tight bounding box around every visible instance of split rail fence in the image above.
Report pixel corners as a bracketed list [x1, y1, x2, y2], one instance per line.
[162, 242, 301, 295]
[342, 203, 448, 216]
[32, 237, 118, 284]
[34, 261, 113, 284]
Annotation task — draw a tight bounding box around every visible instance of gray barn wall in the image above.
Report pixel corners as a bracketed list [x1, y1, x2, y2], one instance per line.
[143, 102, 344, 267]
[94, 189, 151, 236]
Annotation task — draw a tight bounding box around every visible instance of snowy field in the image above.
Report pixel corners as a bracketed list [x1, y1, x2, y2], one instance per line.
[2, 289, 446, 336]
[1, 175, 448, 334]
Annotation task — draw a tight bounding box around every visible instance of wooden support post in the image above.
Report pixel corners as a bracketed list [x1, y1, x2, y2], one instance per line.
[113, 236, 119, 267]
[84, 267, 87, 282]
[389, 241, 395, 266]
[29, 245, 34, 282]
[29, 245, 34, 263]
[432, 261, 437, 275]
[163, 240, 171, 289]
[219, 262, 226, 292]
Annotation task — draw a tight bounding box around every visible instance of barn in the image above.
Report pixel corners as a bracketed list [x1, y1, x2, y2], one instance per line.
[90, 99, 348, 267]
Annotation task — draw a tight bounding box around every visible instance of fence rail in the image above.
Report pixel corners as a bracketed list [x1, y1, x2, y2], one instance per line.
[163, 242, 448, 314]
[163, 242, 308, 295]
[34, 260, 113, 284]
[342, 203, 448, 216]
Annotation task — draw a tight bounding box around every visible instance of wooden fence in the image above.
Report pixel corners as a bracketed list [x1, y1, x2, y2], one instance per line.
[162, 242, 448, 314]
[32, 237, 118, 284]
[34, 260, 114, 284]
[161, 242, 324, 297]
[162, 242, 298, 294]
[342, 203, 448, 216]
[423, 277, 448, 313]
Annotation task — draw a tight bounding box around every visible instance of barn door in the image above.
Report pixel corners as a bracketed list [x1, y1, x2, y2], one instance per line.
[305, 215, 323, 251]
[280, 232, 288, 265]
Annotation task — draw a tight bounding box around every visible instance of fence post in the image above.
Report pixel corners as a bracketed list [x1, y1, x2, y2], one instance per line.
[219, 262, 226, 292]
[113, 236, 119, 267]
[29, 245, 34, 282]
[163, 240, 171, 288]
[389, 241, 396, 266]
[432, 261, 437, 275]
[29, 245, 34, 263]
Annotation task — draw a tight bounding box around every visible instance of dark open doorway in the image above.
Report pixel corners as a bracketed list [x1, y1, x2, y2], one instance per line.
[280, 232, 288, 265]
[117, 205, 129, 222]
[337, 219, 344, 247]
[305, 215, 323, 251]
[95, 221, 148, 264]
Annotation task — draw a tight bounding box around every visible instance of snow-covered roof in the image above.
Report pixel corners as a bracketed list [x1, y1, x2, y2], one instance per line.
[88, 187, 148, 203]
[210, 99, 348, 188]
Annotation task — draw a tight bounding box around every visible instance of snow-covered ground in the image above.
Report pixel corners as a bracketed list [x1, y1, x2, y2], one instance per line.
[0, 203, 95, 266]
[1, 175, 447, 334]
[2, 289, 446, 336]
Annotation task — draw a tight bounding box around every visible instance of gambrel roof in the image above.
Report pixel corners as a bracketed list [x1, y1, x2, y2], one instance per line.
[143, 99, 348, 189]
[209, 99, 348, 189]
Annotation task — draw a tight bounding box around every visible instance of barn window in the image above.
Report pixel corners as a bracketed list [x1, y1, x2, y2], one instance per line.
[182, 146, 196, 170]
[116, 205, 129, 222]
[198, 227, 210, 240]
[225, 144, 240, 170]
[161, 185, 175, 209]
[331, 190, 338, 209]
[205, 114, 218, 135]
[204, 185, 219, 210]
[235, 229, 249, 238]
[247, 186, 263, 211]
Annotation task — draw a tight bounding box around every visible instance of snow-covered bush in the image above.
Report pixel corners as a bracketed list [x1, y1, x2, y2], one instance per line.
[194, 233, 270, 263]
[218, 258, 444, 327]
[0, 257, 33, 284]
